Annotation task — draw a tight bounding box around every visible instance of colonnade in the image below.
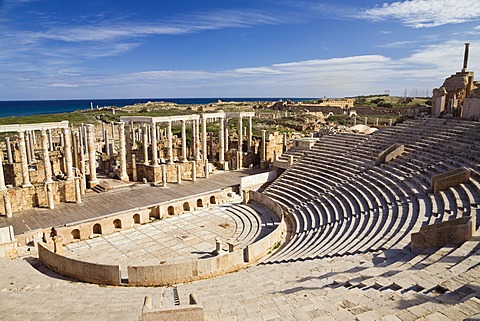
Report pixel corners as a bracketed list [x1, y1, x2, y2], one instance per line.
[120, 111, 256, 174]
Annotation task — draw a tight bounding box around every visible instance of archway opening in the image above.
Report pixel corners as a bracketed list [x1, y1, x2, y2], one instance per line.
[71, 229, 80, 240]
[113, 219, 122, 229]
[93, 223, 102, 235]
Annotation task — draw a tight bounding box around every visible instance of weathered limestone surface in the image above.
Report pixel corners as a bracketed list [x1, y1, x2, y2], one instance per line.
[411, 216, 475, 251]
[37, 242, 121, 286]
[376, 143, 404, 165]
[430, 167, 471, 194]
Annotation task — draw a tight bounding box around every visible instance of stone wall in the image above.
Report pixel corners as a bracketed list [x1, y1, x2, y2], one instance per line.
[430, 167, 471, 194]
[376, 143, 404, 165]
[38, 242, 121, 285]
[411, 216, 476, 251]
[244, 191, 286, 263]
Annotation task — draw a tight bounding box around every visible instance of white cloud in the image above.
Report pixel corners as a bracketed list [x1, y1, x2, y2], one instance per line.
[47, 83, 80, 88]
[363, 0, 480, 28]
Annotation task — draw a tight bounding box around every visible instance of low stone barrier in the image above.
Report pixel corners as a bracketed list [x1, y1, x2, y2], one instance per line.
[411, 216, 476, 251]
[0, 225, 17, 259]
[376, 143, 404, 165]
[141, 293, 204, 321]
[37, 242, 121, 285]
[245, 191, 286, 262]
[128, 249, 245, 286]
[430, 167, 471, 194]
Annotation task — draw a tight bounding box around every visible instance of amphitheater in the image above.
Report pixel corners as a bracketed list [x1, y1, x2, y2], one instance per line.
[0, 115, 478, 321]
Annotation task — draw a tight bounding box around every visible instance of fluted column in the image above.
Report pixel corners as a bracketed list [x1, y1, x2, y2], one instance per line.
[18, 131, 32, 187]
[86, 124, 98, 186]
[181, 120, 187, 162]
[218, 117, 225, 163]
[151, 122, 158, 165]
[142, 124, 149, 165]
[118, 122, 129, 181]
[41, 130, 53, 183]
[248, 116, 253, 153]
[167, 121, 173, 164]
[63, 128, 74, 180]
[201, 115, 207, 161]
[126, 123, 132, 165]
[25, 131, 32, 165]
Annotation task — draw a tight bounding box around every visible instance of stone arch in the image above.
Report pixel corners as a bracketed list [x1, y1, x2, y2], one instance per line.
[196, 198, 203, 207]
[71, 229, 80, 240]
[93, 223, 102, 235]
[167, 205, 175, 216]
[113, 219, 122, 229]
[133, 214, 141, 224]
[209, 195, 216, 204]
[183, 202, 190, 211]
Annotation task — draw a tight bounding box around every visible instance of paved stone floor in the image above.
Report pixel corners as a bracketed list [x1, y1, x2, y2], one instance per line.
[64, 202, 240, 267]
[3, 247, 479, 321]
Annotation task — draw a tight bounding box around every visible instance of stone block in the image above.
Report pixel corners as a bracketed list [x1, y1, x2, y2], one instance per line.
[411, 216, 475, 251]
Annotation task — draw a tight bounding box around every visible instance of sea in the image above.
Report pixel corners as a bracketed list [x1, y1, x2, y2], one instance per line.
[0, 98, 313, 118]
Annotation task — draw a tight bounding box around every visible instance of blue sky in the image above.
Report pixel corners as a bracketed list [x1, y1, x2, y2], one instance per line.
[1, 0, 480, 100]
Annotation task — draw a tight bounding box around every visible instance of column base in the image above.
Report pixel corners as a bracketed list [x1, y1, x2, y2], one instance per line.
[22, 183, 33, 188]
[119, 174, 129, 182]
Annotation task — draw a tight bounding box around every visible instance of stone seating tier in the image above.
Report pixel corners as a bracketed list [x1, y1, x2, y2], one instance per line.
[263, 117, 480, 265]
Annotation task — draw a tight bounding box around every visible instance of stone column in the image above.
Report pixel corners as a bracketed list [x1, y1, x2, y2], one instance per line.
[5, 137, 13, 164]
[46, 181, 54, 209]
[389, 119, 393, 126]
[238, 115, 243, 153]
[75, 177, 82, 204]
[353, 116, 357, 126]
[118, 122, 129, 181]
[463, 42, 470, 72]
[161, 164, 167, 188]
[196, 118, 201, 160]
[79, 151, 86, 194]
[282, 133, 287, 153]
[181, 120, 187, 162]
[151, 122, 158, 166]
[142, 124, 149, 165]
[126, 124, 132, 165]
[2, 189, 12, 218]
[104, 129, 110, 156]
[364, 117, 368, 126]
[201, 115, 207, 161]
[63, 128, 74, 180]
[191, 160, 197, 182]
[0, 153, 7, 191]
[248, 116, 253, 153]
[224, 118, 229, 151]
[28, 131, 35, 162]
[25, 131, 32, 165]
[191, 120, 197, 160]
[41, 130, 53, 183]
[72, 131, 79, 169]
[218, 117, 225, 164]
[47, 129, 53, 151]
[167, 121, 173, 164]
[204, 160, 209, 179]
[131, 154, 137, 182]
[18, 131, 32, 187]
[261, 130, 266, 162]
[86, 125, 99, 186]
[176, 165, 182, 184]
